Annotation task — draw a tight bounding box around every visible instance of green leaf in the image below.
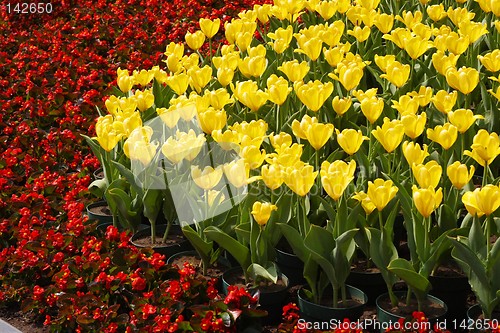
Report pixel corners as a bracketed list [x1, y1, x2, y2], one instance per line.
[469, 218, 487, 260]
[88, 178, 107, 198]
[204, 226, 251, 271]
[388, 258, 431, 300]
[450, 238, 489, 292]
[143, 189, 162, 224]
[248, 263, 278, 284]
[366, 227, 398, 288]
[182, 225, 213, 263]
[304, 225, 337, 287]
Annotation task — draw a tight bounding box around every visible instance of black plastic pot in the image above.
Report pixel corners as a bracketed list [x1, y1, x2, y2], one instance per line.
[429, 272, 469, 322]
[86, 201, 113, 224]
[376, 291, 447, 332]
[130, 224, 191, 257]
[347, 269, 386, 305]
[298, 285, 367, 323]
[275, 247, 305, 286]
[221, 266, 289, 325]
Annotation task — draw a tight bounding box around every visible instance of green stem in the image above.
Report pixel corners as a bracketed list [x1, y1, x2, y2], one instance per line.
[388, 286, 398, 307]
[487, 215, 492, 262]
[333, 286, 339, 308]
[378, 210, 384, 231]
[406, 288, 412, 307]
[341, 284, 347, 306]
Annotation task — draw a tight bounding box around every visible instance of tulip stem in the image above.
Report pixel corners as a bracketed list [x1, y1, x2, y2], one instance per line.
[315, 150, 321, 190]
[378, 210, 384, 231]
[487, 215, 492, 261]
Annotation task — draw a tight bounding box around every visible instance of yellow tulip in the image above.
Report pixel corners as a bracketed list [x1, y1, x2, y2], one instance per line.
[371, 117, 405, 153]
[360, 96, 385, 124]
[254, 4, 272, 23]
[185, 30, 206, 50]
[176, 130, 206, 161]
[489, 86, 500, 102]
[447, 109, 484, 133]
[324, 45, 348, 67]
[267, 143, 303, 167]
[294, 80, 334, 112]
[217, 67, 235, 87]
[347, 26, 371, 42]
[266, 75, 291, 105]
[240, 145, 266, 169]
[316, 0, 338, 20]
[212, 129, 241, 151]
[133, 69, 154, 87]
[478, 49, 500, 72]
[336, 128, 369, 155]
[284, 163, 318, 197]
[188, 65, 212, 93]
[157, 107, 180, 129]
[380, 61, 410, 87]
[191, 166, 223, 191]
[464, 129, 500, 166]
[161, 136, 188, 164]
[294, 35, 324, 61]
[476, 0, 492, 12]
[432, 51, 459, 76]
[392, 95, 419, 115]
[278, 60, 310, 82]
[269, 132, 292, 150]
[459, 21, 488, 44]
[427, 4, 447, 21]
[320, 160, 356, 201]
[412, 161, 442, 189]
[445, 31, 469, 55]
[331, 96, 352, 116]
[395, 10, 422, 29]
[352, 191, 376, 215]
[445, 67, 479, 95]
[403, 35, 432, 60]
[238, 55, 267, 78]
[462, 185, 500, 216]
[374, 54, 396, 73]
[199, 18, 220, 38]
[320, 21, 345, 47]
[374, 12, 394, 34]
[305, 122, 334, 150]
[408, 86, 433, 107]
[267, 26, 293, 54]
[95, 115, 124, 152]
[447, 7, 475, 27]
[236, 119, 268, 141]
[166, 73, 189, 95]
[198, 108, 227, 135]
[383, 28, 411, 49]
[231, 81, 268, 112]
[412, 186, 443, 218]
[206, 190, 225, 207]
[431, 90, 458, 114]
[329, 62, 364, 91]
[426, 123, 458, 150]
[123, 126, 158, 166]
[251, 201, 278, 227]
[367, 178, 398, 211]
[166, 54, 182, 73]
[133, 90, 155, 112]
[447, 161, 475, 189]
[292, 115, 318, 140]
[261, 164, 284, 190]
[402, 141, 429, 167]
[223, 159, 254, 188]
[205, 88, 233, 110]
[117, 72, 134, 92]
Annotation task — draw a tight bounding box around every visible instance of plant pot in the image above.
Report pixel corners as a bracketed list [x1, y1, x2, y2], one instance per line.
[275, 246, 305, 286]
[130, 224, 191, 257]
[347, 267, 386, 306]
[376, 291, 448, 332]
[221, 266, 289, 325]
[93, 168, 104, 180]
[429, 265, 470, 322]
[467, 304, 500, 333]
[86, 201, 113, 224]
[297, 285, 367, 323]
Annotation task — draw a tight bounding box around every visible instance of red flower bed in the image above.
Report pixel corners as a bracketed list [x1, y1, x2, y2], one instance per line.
[0, 0, 273, 331]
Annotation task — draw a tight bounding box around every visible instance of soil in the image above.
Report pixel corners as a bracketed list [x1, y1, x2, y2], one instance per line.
[225, 270, 288, 293]
[132, 232, 184, 247]
[88, 203, 111, 216]
[432, 261, 466, 278]
[170, 254, 229, 280]
[350, 257, 381, 274]
[0, 306, 49, 333]
[378, 293, 447, 319]
[478, 309, 500, 321]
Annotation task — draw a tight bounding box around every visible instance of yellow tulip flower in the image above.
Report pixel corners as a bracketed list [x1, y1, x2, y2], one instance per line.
[320, 160, 356, 201]
[267, 143, 303, 167]
[347, 26, 371, 42]
[269, 132, 292, 151]
[133, 90, 154, 112]
[427, 4, 447, 21]
[408, 86, 433, 107]
[238, 56, 267, 79]
[371, 117, 405, 153]
[254, 4, 272, 23]
[240, 145, 266, 170]
[431, 90, 458, 114]
[374, 54, 396, 73]
[478, 49, 500, 72]
[206, 190, 225, 208]
[359, 95, 385, 123]
[336, 128, 369, 155]
[198, 107, 227, 135]
[294, 35, 323, 61]
[166, 73, 189, 96]
[464, 129, 500, 166]
[278, 60, 310, 82]
[117, 71, 134, 92]
[284, 163, 318, 197]
[217, 67, 235, 87]
[191, 166, 223, 191]
[412, 186, 443, 218]
[426, 123, 458, 150]
[251, 201, 278, 226]
[231, 81, 268, 112]
[445, 67, 479, 95]
[447, 7, 475, 27]
[459, 21, 488, 44]
[331, 96, 352, 116]
[374, 12, 394, 34]
[489, 86, 500, 102]
[395, 10, 422, 29]
[445, 32, 469, 55]
[157, 107, 180, 129]
[205, 88, 233, 110]
[176, 130, 206, 161]
[320, 21, 345, 47]
[223, 159, 255, 188]
[462, 185, 500, 216]
[305, 122, 334, 150]
[432, 51, 459, 76]
[329, 62, 364, 91]
[266, 74, 291, 105]
[402, 141, 429, 167]
[133, 69, 154, 87]
[316, 0, 338, 20]
[412, 160, 442, 189]
[403, 35, 433, 60]
[292, 115, 318, 140]
[188, 65, 212, 93]
[367, 178, 398, 211]
[199, 18, 220, 38]
[261, 164, 284, 190]
[95, 115, 124, 152]
[185, 30, 206, 50]
[352, 191, 376, 215]
[161, 136, 188, 164]
[380, 60, 410, 87]
[324, 45, 348, 67]
[447, 109, 484, 133]
[212, 129, 241, 151]
[123, 126, 158, 166]
[392, 95, 419, 115]
[294, 80, 334, 112]
[447, 161, 475, 189]
[267, 26, 294, 54]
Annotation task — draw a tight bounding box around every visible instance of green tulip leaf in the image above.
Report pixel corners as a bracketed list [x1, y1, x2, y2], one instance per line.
[388, 258, 431, 299]
[204, 226, 251, 271]
[88, 178, 107, 198]
[248, 263, 278, 284]
[304, 224, 337, 287]
[182, 225, 213, 263]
